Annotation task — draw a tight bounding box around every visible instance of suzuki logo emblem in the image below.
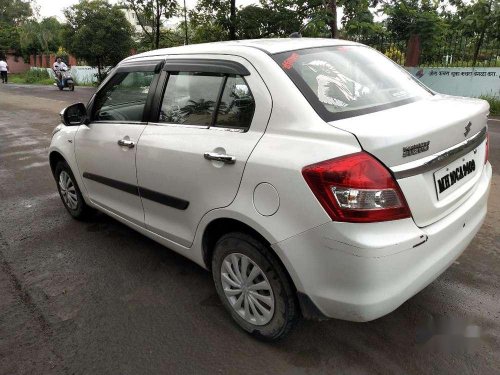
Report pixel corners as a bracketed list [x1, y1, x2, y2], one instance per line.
[464, 122, 472, 137]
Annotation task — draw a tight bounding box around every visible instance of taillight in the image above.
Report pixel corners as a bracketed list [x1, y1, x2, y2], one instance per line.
[485, 132, 489, 164]
[302, 152, 411, 223]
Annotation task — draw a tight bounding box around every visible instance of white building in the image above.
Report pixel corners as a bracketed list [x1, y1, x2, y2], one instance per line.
[118, 2, 152, 35]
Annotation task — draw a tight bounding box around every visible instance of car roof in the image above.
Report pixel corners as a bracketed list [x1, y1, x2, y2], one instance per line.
[123, 38, 361, 63]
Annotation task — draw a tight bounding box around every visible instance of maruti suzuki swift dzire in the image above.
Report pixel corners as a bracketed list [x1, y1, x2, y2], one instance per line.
[49, 38, 492, 340]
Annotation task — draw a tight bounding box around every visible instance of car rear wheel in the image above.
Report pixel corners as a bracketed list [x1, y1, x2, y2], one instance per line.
[55, 161, 92, 220]
[212, 232, 298, 341]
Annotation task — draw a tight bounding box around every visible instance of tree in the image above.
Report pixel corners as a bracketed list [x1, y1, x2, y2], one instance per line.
[453, 0, 499, 66]
[19, 17, 63, 58]
[381, 0, 446, 64]
[123, 0, 178, 49]
[341, 0, 385, 41]
[0, 0, 32, 25]
[327, 0, 339, 38]
[63, 0, 134, 80]
[0, 0, 32, 56]
[229, 0, 236, 40]
[237, 5, 302, 39]
[0, 23, 21, 57]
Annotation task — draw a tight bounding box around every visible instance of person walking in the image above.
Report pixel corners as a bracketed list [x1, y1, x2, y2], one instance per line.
[0, 57, 9, 84]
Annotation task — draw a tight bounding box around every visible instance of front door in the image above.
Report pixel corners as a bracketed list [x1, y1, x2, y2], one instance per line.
[75, 67, 157, 225]
[136, 56, 272, 246]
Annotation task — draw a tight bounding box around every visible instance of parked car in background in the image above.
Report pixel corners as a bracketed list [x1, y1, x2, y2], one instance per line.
[49, 38, 491, 340]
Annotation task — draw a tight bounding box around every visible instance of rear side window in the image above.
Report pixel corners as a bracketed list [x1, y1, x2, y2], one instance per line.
[93, 70, 155, 122]
[273, 46, 431, 121]
[159, 71, 255, 131]
[159, 72, 223, 126]
[215, 76, 255, 130]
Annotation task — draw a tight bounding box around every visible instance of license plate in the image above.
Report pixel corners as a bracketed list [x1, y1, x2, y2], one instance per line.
[434, 148, 480, 200]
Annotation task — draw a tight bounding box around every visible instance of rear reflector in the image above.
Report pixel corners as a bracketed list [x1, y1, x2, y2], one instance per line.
[302, 152, 411, 223]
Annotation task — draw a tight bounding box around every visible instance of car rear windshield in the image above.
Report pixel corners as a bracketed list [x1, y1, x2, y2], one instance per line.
[273, 45, 432, 121]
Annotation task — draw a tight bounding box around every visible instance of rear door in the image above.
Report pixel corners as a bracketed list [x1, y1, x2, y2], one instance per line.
[136, 56, 272, 246]
[75, 62, 160, 225]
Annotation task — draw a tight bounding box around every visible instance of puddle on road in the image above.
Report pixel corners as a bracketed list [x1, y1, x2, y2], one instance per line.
[21, 161, 50, 170]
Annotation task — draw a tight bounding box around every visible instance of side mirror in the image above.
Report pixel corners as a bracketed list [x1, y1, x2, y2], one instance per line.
[60, 103, 88, 126]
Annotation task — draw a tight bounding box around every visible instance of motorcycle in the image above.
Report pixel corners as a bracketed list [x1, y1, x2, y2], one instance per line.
[54, 68, 75, 91]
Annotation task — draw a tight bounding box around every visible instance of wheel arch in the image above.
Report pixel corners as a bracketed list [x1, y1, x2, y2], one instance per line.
[202, 218, 272, 271]
[201, 218, 299, 294]
[49, 151, 67, 177]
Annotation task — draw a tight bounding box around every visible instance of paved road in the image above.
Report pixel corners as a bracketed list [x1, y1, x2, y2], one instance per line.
[1, 84, 499, 375]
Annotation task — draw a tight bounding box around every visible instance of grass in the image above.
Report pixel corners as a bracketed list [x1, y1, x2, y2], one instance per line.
[480, 95, 500, 116]
[9, 69, 95, 86]
[9, 69, 53, 85]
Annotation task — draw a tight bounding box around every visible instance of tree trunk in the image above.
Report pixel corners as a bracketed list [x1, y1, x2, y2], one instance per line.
[472, 28, 485, 68]
[473, 0, 493, 67]
[183, 0, 189, 45]
[229, 0, 236, 40]
[97, 57, 102, 82]
[327, 0, 338, 39]
[155, 0, 161, 49]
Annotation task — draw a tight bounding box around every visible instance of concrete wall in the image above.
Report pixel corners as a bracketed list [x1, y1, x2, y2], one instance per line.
[406, 67, 500, 98]
[45, 66, 103, 85]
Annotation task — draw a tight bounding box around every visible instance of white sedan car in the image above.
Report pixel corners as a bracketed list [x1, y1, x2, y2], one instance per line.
[49, 38, 491, 340]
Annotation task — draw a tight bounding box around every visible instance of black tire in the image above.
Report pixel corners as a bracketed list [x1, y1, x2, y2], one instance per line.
[54, 161, 92, 220]
[69, 83, 75, 91]
[212, 232, 299, 341]
[58, 85, 63, 91]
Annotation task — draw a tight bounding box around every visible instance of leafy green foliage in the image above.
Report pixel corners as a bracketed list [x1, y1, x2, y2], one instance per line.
[63, 0, 134, 80]
[0, 22, 21, 57]
[0, 0, 32, 26]
[19, 17, 63, 57]
[479, 95, 500, 115]
[24, 67, 50, 83]
[0, 0, 32, 56]
[9, 68, 52, 85]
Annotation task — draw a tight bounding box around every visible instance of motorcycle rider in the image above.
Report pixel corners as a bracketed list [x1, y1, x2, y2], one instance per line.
[53, 57, 68, 88]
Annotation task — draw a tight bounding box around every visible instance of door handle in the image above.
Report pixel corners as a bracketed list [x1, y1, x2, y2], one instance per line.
[204, 152, 236, 164]
[117, 139, 135, 148]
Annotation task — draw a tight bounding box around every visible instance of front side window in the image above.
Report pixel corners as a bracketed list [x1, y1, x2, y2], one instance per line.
[273, 46, 432, 121]
[93, 70, 155, 122]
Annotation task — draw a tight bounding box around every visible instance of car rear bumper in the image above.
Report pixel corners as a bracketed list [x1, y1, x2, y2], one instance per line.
[273, 162, 492, 322]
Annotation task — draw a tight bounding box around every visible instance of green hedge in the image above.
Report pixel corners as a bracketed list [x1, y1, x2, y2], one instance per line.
[24, 68, 50, 83]
[479, 95, 500, 116]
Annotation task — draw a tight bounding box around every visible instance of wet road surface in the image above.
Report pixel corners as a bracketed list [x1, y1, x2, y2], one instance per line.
[1, 83, 499, 374]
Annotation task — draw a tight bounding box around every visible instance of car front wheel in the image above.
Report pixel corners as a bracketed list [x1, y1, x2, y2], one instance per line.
[212, 232, 298, 341]
[55, 161, 92, 220]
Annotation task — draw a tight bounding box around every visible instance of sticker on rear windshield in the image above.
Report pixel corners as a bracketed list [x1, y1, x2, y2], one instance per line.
[282, 53, 300, 70]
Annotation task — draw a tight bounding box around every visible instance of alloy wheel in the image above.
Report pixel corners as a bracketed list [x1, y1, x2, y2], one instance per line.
[59, 171, 78, 210]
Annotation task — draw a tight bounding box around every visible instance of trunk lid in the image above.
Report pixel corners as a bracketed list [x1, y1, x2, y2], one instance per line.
[329, 95, 489, 227]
